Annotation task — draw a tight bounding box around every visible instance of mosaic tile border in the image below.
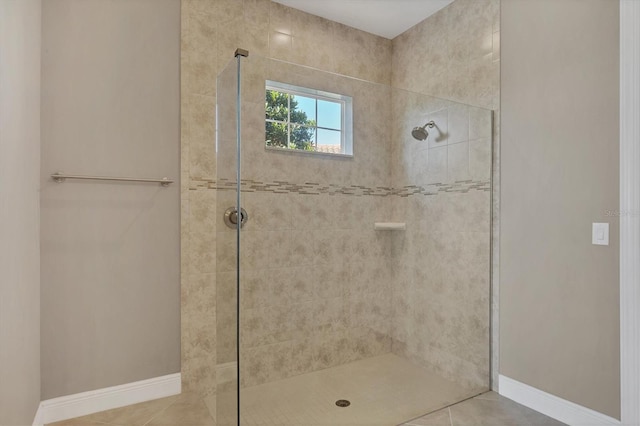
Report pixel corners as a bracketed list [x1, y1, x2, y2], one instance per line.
[189, 177, 491, 196]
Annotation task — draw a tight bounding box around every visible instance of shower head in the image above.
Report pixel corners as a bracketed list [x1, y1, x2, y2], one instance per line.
[411, 126, 428, 141]
[411, 120, 436, 141]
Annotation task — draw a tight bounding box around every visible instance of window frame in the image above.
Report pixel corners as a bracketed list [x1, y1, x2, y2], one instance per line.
[265, 80, 353, 157]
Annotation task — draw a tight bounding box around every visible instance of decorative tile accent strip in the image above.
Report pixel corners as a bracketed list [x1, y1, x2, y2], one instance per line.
[189, 177, 490, 196]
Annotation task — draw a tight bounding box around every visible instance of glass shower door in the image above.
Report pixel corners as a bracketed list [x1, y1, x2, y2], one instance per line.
[215, 50, 246, 426]
[216, 50, 493, 426]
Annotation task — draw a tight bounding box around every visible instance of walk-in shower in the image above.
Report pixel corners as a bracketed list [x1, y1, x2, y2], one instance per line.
[215, 50, 493, 426]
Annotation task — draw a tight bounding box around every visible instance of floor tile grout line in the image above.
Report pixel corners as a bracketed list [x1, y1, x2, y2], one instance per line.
[140, 396, 182, 426]
[399, 391, 490, 426]
[46, 417, 119, 426]
[473, 392, 500, 401]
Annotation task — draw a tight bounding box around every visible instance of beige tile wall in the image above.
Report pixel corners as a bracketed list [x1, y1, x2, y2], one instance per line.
[181, 0, 498, 398]
[389, 90, 492, 390]
[392, 0, 499, 110]
[391, 0, 500, 389]
[181, 0, 392, 396]
[217, 58, 394, 387]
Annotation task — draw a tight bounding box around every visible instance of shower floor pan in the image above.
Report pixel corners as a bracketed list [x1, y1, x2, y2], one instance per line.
[235, 353, 483, 426]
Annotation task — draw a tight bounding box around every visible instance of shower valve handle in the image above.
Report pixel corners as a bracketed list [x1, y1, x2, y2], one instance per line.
[224, 207, 249, 229]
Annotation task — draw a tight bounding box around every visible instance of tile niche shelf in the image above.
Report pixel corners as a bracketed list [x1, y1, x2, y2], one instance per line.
[374, 222, 406, 231]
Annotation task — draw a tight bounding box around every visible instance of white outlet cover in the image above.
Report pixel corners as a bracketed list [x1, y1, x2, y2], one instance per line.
[592, 223, 609, 246]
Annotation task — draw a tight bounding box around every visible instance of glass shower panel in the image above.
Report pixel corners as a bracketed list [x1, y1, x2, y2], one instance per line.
[389, 87, 493, 392]
[215, 55, 240, 426]
[217, 52, 493, 425]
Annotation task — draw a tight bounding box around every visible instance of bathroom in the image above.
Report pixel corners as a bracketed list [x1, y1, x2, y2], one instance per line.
[1, 0, 634, 425]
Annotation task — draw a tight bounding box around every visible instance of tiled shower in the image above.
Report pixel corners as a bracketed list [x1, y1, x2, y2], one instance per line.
[180, 0, 499, 424]
[212, 52, 491, 423]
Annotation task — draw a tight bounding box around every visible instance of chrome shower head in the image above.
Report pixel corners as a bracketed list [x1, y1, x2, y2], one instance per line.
[411, 120, 436, 141]
[411, 126, 428, 141]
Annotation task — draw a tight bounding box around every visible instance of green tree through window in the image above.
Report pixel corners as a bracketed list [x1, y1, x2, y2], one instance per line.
[265, 90, 316, 151]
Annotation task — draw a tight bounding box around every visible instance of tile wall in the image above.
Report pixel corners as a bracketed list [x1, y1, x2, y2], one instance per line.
[211, 56, 493, 392]
[390, 89, 492, 390]
[392, 0, 500, 110]
[215, 58, 394, 388]
[181, 0, 499, 399]
[180, 0, 392, 396]
[391, 0, 501, 388]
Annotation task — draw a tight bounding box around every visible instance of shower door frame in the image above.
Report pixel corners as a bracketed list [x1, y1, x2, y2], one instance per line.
[233, 48, 248, 426]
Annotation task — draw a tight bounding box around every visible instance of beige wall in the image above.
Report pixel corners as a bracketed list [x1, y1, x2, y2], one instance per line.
[392, 0, 501, 387]
[181, 0, 499, 400]
[0, 0, 42, 423]
[392, 0, 499, 111]
[389, 91, 492, 391]
[40, 0, 181, 398]
[180, 0, 393, 396]
[217, 58, 394, 388]
[501, 0, 620, 418]
[390, 0, 498, 390]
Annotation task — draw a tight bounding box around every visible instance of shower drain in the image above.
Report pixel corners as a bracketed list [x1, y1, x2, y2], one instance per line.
[335, 399, 351, 407]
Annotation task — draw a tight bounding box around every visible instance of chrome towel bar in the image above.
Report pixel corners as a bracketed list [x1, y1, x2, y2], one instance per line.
[51, 172, 174, 187]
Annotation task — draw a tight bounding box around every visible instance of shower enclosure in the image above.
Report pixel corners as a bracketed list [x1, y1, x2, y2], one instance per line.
[215, 51, 493, 426]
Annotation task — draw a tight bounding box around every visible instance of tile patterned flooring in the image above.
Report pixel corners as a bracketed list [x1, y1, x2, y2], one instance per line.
[49, 355, 564, 426]
[401, 392, 565, 426]
[48, 391, 564, 426]
[236, 354, 478, 425]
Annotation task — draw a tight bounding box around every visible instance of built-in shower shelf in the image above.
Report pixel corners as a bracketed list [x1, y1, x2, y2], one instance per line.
[374, 222, 406, 231]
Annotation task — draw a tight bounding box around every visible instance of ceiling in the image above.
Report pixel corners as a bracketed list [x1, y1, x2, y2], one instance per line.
[272, 0, 455, 39]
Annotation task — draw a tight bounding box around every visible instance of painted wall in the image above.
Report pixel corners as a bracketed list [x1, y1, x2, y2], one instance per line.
[0, 0, 42, 423]
[501, 0, 620, 418]
[40, 0, 181, 399]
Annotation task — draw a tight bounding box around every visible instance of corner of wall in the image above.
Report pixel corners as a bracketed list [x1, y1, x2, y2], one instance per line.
[0, 0, 42, 424]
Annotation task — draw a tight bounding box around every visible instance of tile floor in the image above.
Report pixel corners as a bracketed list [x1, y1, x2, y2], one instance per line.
[48, 391, 564, 426]
[48, 355, 564, 426]
[236, 354, 480, 425]
[401, 392, 565, 426]
[47, 391, 564, 426]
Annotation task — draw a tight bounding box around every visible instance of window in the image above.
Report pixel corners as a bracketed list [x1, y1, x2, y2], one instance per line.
[265, 80, 353, 156]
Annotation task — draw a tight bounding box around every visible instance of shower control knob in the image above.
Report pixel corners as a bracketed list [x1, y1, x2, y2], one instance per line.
[224, 207, 249, 229]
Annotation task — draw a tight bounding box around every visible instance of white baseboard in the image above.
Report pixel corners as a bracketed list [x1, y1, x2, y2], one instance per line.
[499, 375, 620, 426]
[34, 373, 181, 425]
[32, 403, 44, 426]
